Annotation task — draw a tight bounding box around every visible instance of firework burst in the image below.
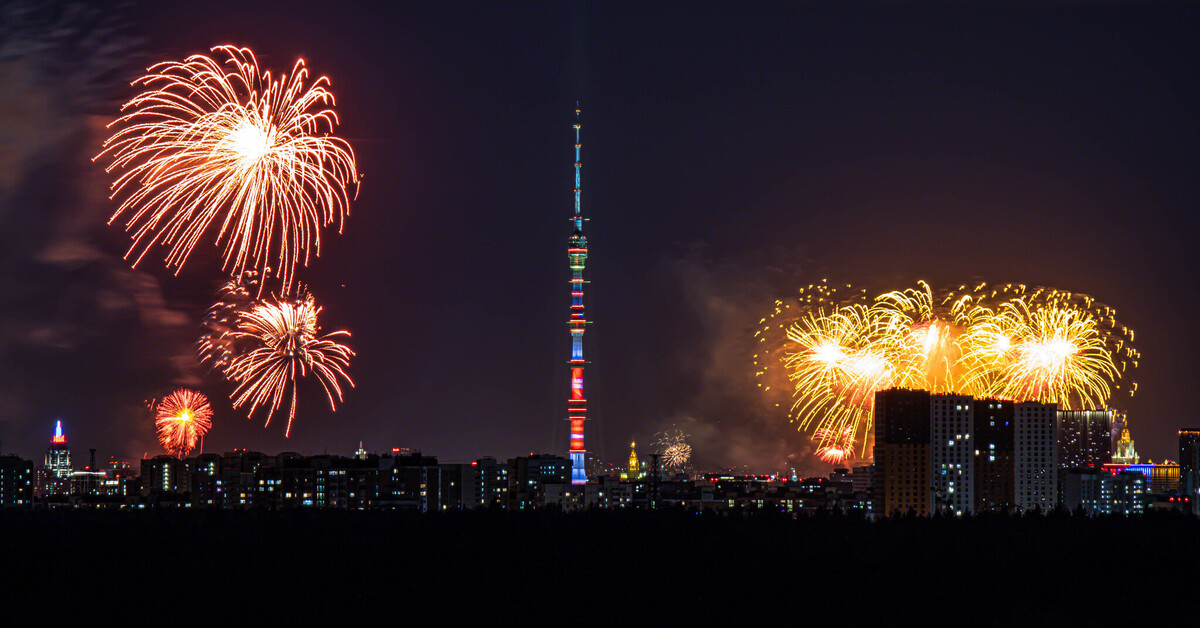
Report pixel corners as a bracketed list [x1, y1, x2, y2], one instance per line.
[757, 280, 1138, 463]
[97, 45, 359, 289]
[224, 290, 354, 437]
[155, 389, 213, 457]
[655, 429, 693, 468]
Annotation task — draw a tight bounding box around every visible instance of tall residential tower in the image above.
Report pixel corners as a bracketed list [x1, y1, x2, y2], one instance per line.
[566, 106, 589, 485]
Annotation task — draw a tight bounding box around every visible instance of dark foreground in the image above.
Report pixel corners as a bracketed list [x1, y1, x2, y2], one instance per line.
[3, 508, 1197, 622]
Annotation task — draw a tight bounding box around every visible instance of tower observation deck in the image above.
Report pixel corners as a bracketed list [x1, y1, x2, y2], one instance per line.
[567, 106, 589, 485]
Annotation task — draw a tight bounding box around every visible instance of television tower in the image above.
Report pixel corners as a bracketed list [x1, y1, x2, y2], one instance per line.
[566, 105, 589, 485]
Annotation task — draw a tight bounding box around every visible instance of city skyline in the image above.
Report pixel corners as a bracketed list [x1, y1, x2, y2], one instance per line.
[1, 1, 1198, 470]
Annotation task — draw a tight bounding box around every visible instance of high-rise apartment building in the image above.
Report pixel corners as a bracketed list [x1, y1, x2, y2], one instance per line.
[1058, 410, 1114, 468]
[974, 399, 1015, 513]
[874, 389, 931, 517]
[930, 394, 974, 516]
[1178, 429, 1200, 503]
[1015, 402, 1058, 513]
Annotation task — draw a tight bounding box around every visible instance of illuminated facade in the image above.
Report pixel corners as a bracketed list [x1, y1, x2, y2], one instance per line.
[1057, 409, 1114, 468]
[45, 420, 71, 480]
[565, 106, 589, 485]
[621, 441, 642, 481]
[1151, 462, 1180, 494]
[1113, 429, 1139, 464]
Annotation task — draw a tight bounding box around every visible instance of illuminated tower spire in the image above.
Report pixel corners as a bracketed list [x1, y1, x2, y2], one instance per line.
[566, 105, 589, 485]
[46, 420, 71, 480]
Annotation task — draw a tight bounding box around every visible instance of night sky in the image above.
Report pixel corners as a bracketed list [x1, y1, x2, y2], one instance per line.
[1, 1, 1197, 472]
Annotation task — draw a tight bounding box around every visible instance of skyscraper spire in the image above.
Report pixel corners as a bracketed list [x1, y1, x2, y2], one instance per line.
[566, 105, 589, 485]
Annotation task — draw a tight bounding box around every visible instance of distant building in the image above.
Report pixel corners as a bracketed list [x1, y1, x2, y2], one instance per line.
[461, 457, 509, 509]
[0, 455, 33, 506]
[1113, 429, 1139, 464]
[99, 463, 139, 498]
[1178, 429, 1200, 508]
[873, 388, 931, 517]
[1064, 467, 1146, 516]
[508, 454, 570, 510]
[1014, 402, 1057, 513]
[1150, 462, 1181, 494]
[141, 455, 189, 499]
[45, 420, 71, 480]
[1111, 410, 1128, 455]
[191, 453, 222, 507]
[369, 451, 442, 512]
[33, 466, 62, 498]
[1062, 468, 1103, 515]
[1057, 410, 1114, 468]
[850, 465, 873, 495]
[1102, 470, 1145, 515]
[621, 441, 641, 481]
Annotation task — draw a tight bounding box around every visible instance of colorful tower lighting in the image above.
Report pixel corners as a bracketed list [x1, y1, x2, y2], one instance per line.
[567, 105, 589, 485]
[52, 420, 65, 445]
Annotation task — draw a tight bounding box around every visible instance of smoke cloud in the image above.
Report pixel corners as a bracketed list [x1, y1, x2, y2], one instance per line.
[651, 244, 832, 475]
[0, 2, 198, 459]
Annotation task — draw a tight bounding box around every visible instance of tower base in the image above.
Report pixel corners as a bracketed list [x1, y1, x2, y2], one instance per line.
[570, 451, 587, 485]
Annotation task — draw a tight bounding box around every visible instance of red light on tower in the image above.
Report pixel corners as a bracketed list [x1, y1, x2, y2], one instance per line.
[51, 420, 66, 445]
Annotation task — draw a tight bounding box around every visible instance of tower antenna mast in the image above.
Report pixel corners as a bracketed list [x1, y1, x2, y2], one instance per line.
[566, 104, 589, 485]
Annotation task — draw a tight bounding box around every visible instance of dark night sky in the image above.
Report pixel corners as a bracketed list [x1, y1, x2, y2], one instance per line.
[1, 1, 1197, 472]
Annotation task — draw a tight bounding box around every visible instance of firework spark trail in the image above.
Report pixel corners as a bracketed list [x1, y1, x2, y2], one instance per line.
[97, 45, 359, 290]
[155, 389, 213, 458]
[225, 291, 354, 437]
[814, 426, 855, 465]
[757, 280, 1138, 463]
